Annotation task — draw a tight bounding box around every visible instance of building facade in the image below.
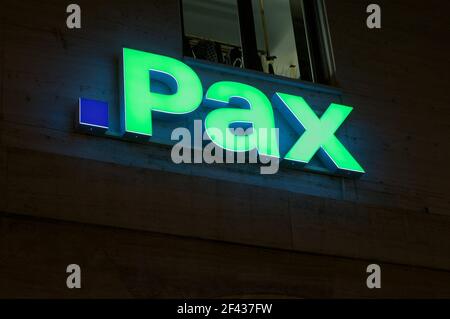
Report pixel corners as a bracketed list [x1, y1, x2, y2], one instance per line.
[1, 0, 450, 298]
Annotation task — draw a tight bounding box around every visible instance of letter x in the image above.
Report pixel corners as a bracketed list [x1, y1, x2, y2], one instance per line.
[273, 93, 365, 174]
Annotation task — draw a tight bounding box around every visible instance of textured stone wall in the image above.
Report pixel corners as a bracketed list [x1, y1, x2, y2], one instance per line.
[0, 0, 449, 297]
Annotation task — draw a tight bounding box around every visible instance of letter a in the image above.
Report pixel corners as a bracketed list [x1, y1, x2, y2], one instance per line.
[66, 4, 81, 29]
[366, 264, 381, 289]
[204, 81, 279, 158]
[366, 4, 381, 29]
[66, 264, 81, 289]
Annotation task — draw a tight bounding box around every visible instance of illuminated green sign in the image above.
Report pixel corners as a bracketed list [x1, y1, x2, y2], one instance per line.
[273, 93, 364, 174]
[204, 81, 279, 158]
[121, 48, 364, 175]
[122, 48, 203, 136]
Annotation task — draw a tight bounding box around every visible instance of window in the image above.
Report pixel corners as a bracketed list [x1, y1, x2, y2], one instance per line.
[181, 0, 336, 85]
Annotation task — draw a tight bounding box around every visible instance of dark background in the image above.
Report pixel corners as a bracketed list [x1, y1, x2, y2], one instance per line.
[0, 0, 450, 298]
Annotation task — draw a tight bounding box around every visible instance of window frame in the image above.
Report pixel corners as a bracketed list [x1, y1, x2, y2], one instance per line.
[179, 0, 336, 86]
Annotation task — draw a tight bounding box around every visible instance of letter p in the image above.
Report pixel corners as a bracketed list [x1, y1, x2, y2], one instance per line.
[122, 48, 203, 137]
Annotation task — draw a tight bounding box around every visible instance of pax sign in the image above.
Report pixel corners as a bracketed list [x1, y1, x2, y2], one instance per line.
[120, 48, 364, 176]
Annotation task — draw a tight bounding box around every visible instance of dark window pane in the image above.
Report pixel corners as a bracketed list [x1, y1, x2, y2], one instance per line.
[181, 0, 335, 85]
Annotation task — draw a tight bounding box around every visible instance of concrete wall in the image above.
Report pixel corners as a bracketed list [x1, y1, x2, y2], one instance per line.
[1, 0, 449, 297]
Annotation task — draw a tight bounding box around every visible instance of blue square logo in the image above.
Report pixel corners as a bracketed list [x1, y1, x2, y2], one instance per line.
[79, 98, 109, 129]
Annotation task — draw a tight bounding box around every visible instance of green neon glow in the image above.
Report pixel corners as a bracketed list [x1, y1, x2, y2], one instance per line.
[122, 48, 203, 136]
[204, 81, 280, 158]
[275, 93, 365, 173]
